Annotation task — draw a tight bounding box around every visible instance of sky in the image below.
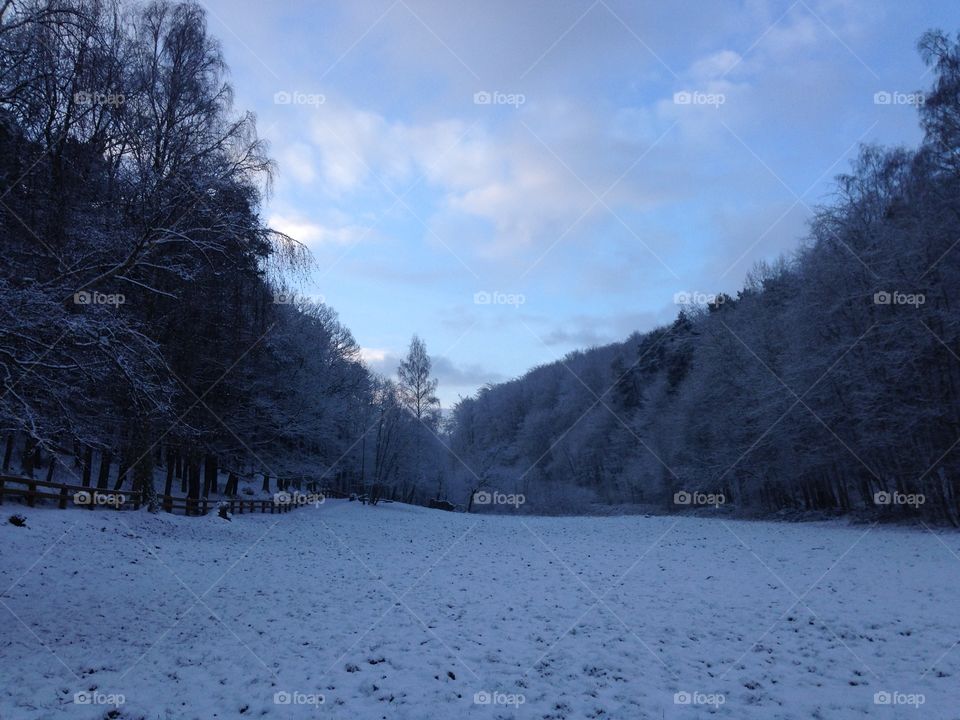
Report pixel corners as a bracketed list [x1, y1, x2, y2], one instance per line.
[200, 0, 958, 407]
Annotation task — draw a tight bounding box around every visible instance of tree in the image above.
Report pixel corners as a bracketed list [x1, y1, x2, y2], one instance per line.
[397, 335, 440, 425]
[397, 334, 440, 496]
[446, 29, 960, 523]
[0, 0, 371, 511]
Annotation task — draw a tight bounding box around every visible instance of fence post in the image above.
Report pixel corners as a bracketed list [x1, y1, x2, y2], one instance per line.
[134, 489, 141, 511]
[0, 477, 4, 505]
[27, 480, 36, 507]
[58, 484, 68, 509]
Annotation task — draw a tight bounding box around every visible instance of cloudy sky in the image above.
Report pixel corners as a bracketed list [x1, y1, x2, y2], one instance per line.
[202, 0, 957, 406]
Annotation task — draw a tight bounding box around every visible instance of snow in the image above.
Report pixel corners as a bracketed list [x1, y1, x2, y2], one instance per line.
[1, 502, 958, 719]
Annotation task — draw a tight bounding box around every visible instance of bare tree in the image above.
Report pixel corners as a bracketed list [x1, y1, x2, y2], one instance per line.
[397, 334, 440, 496]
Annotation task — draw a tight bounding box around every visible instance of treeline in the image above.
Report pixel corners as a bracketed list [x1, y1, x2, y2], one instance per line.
[449, 30, 960, 524]
[0, 0, 443, 507]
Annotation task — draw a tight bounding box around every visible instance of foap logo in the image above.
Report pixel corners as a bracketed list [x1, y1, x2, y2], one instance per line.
[674, 690, 725, 708]
[472, 490, 525, 508]
[674, 290, 724, 306]
[73, 290, 125, 306]
[273, 690, 325, 706]
[473, 90, 526, 108]
[674, 490, 725, 508]
[273, 90, 325, 107]
[673, 90, 725, 108]
[473, 690, 526, 708]
[74, 690, 125, 706]
[874, 690, 925, 708]
[274, 491, 325, 508]
[74, 490, 126, 508]
[873, 290, 925, 307]
[74, 90, 125, 107]
[873, 491, 925, 509]
[873, 91, 925, 106]
[473, 290, 525, 308]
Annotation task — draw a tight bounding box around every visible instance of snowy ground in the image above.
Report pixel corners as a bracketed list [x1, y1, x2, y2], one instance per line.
[1, 501, 958, 719]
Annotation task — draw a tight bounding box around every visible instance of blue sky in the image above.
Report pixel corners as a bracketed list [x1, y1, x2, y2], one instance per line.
[201, 0, 958, 407]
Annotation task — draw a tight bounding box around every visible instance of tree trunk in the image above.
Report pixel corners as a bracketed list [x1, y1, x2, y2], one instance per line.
[22, 437, 36, 478]
[115, 448, 130, 491]
[2, 434, 13, 471]
[163, 450, 174, 512]
[97, 450, 112, 490]
[187, 457, 201, 515]
[180, 452, 188, 494]
[165, 448, 175, 490]
[204, 454, 218, 495]
[202, 454, 213, 497]
[134, 446, 155, 511]
[81, 445, 93, 487]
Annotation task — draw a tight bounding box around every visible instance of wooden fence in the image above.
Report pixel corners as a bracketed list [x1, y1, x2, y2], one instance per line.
[0, 475, 341, 516]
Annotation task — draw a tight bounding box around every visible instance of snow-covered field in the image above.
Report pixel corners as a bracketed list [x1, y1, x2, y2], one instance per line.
[1, 501, 958, 719]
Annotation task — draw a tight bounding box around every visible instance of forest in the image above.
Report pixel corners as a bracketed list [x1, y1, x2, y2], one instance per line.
[0, 0, 443, 508]
[448, 28, 960, 524]
[2, 0, 959, 524]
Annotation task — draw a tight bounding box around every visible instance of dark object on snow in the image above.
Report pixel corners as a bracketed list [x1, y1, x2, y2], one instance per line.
[429, 499, 455, 512]
[8, 514, 26, 527]
[218, 505, 232, 521]
[349, 493, 357, 502]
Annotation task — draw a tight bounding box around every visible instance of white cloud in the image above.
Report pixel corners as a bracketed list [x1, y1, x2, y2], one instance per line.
[276, 142, 316, 183]
[359, 347, 501, 391]
[305, 100, 665, 257]
[359, 347, 390, 364]
[308, 107, 382, 193]
[269, 213, 367, 247]
[689, 50, 743, 81]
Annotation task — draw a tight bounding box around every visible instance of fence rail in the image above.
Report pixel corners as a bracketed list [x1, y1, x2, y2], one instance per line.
[0, 475, 339, 516]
